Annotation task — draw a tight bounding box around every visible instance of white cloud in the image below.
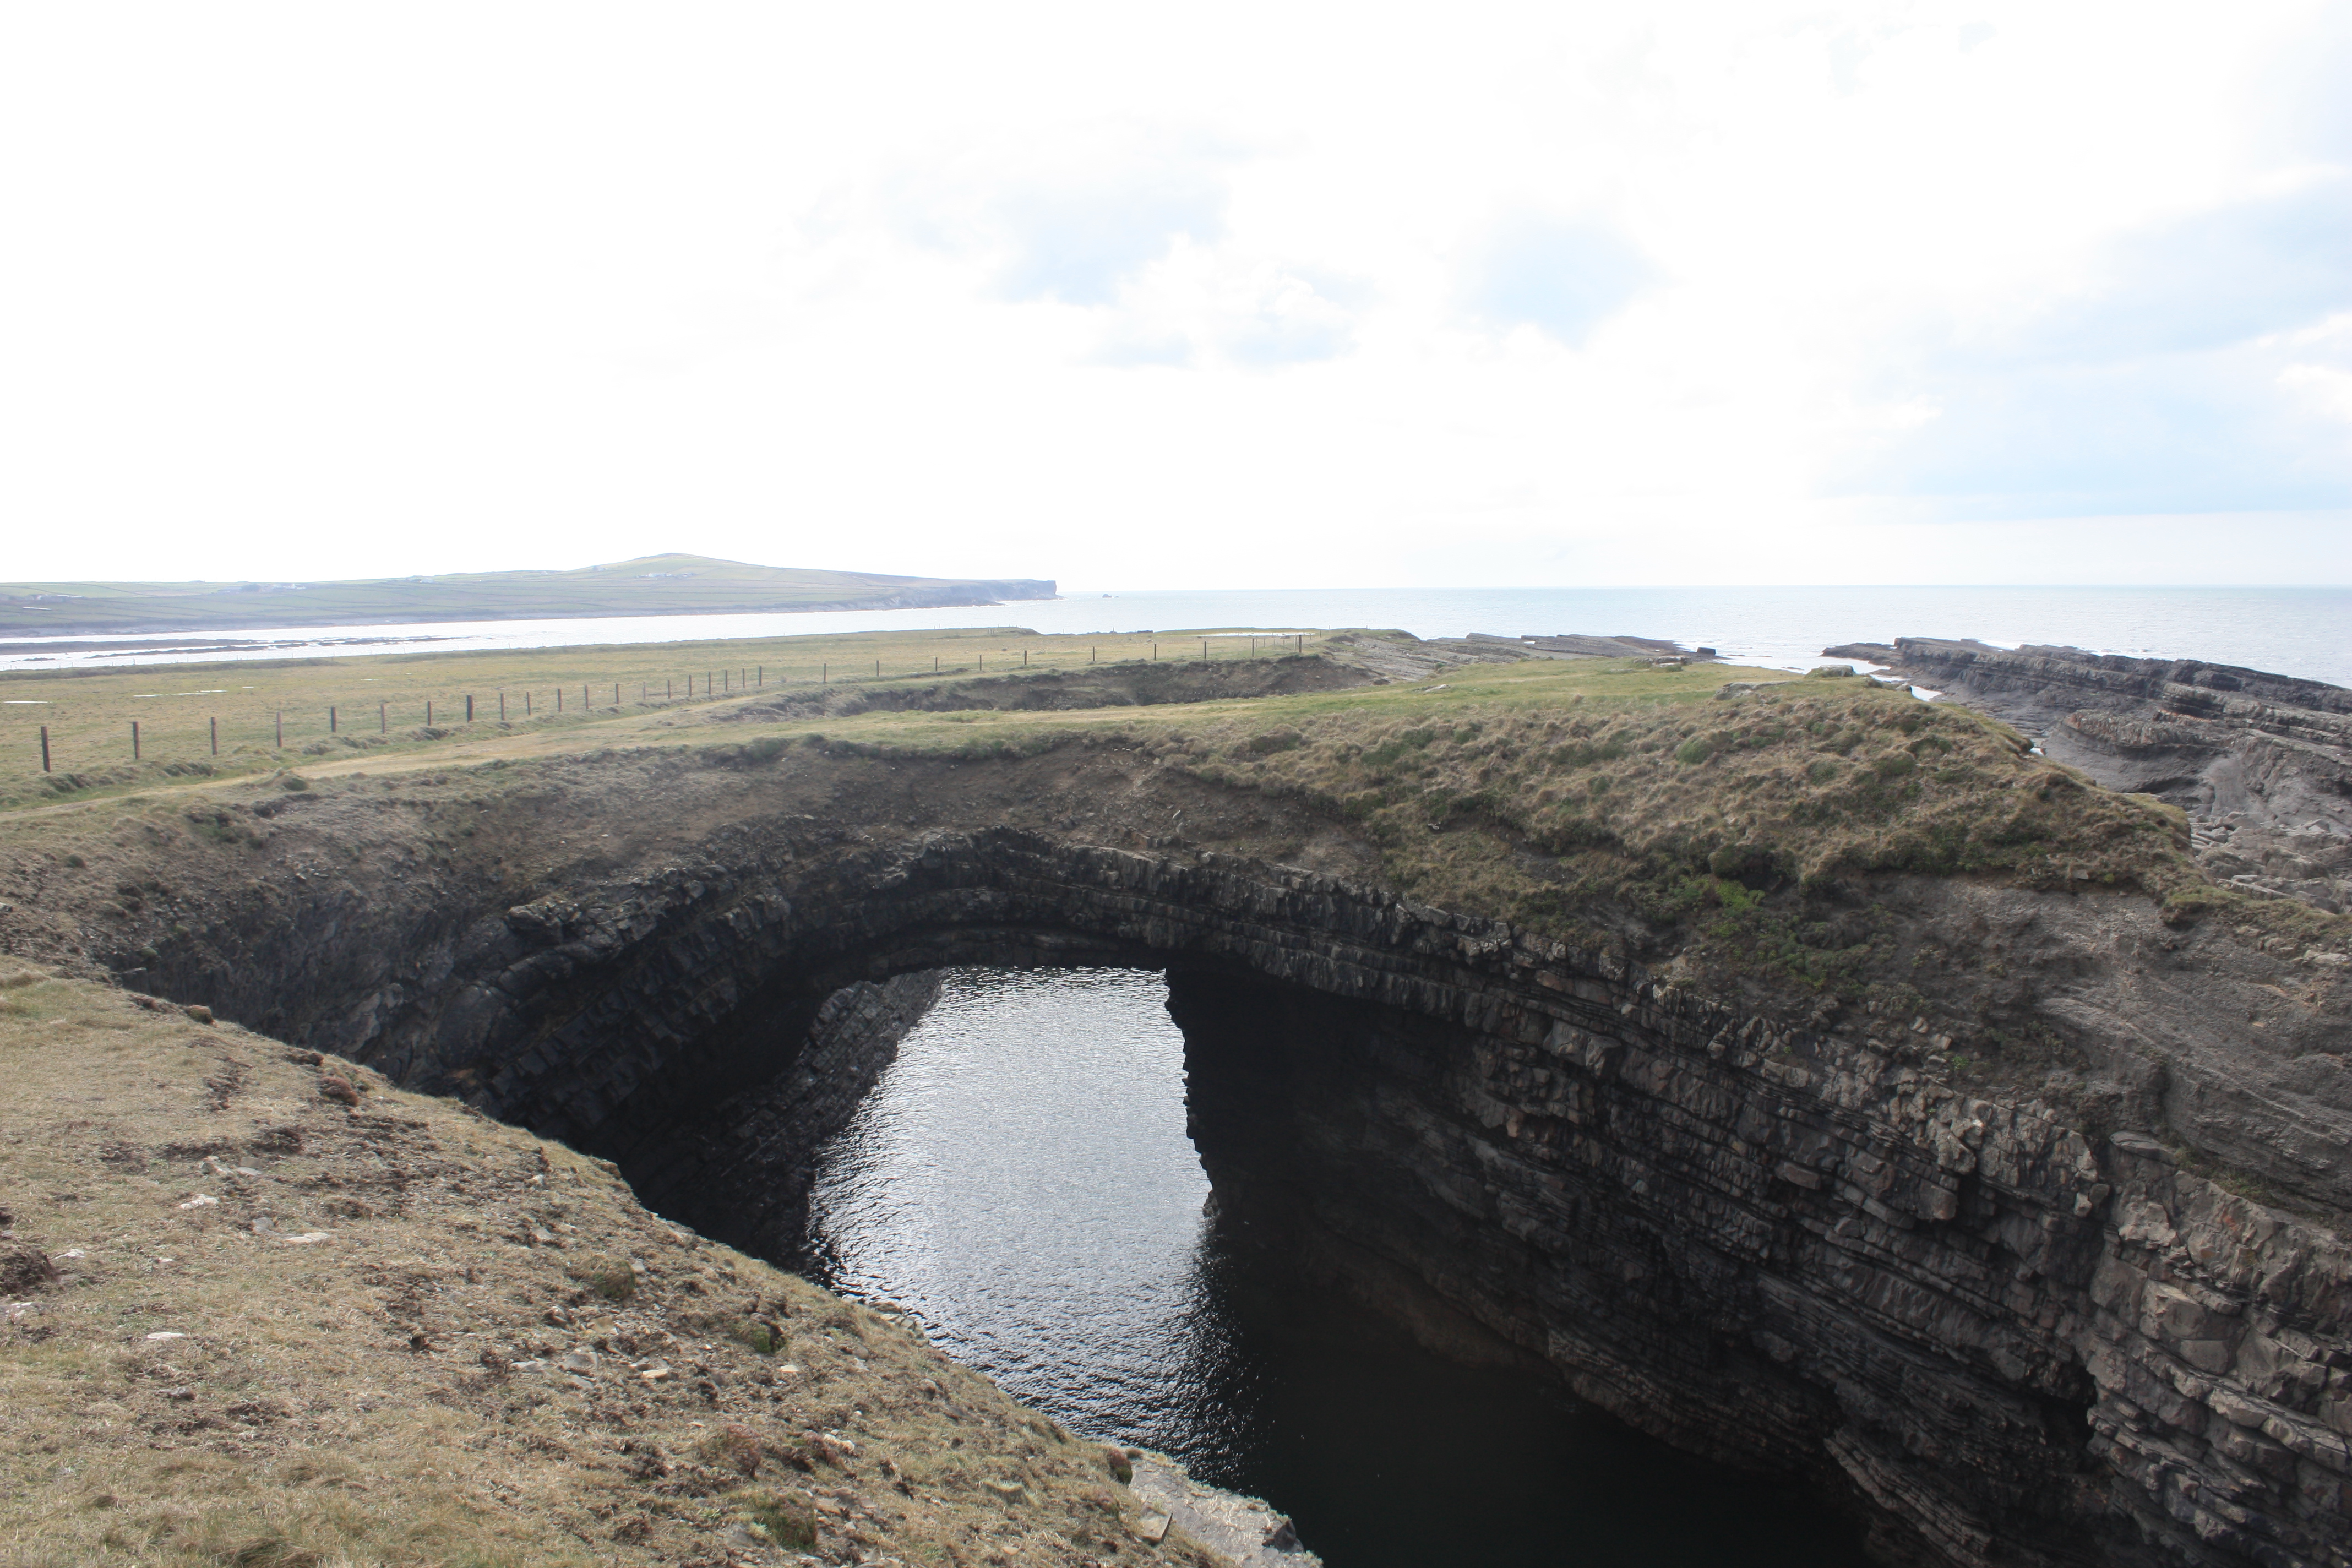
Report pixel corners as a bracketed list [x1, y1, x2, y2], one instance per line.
[1463, 217, 1659, 346]
[0, 0, 2345, 588]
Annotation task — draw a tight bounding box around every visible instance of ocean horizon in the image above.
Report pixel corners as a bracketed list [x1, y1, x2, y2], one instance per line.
[3, 583, 2345, 688]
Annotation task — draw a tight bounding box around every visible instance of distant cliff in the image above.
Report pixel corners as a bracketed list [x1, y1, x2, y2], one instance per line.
[0, 552, 1057, 637]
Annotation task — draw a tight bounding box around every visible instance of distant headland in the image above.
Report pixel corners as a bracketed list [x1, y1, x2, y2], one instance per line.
[0, 553, 1057, 638]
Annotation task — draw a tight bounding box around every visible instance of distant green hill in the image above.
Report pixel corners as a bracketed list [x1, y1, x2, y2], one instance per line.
[0, 555, 1057, 637]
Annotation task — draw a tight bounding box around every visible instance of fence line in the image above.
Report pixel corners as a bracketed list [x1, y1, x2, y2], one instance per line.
[15, 633, 1320, 781]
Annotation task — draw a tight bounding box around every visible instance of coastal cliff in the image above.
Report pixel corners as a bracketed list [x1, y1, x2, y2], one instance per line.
[3, 647, 2348, 1566]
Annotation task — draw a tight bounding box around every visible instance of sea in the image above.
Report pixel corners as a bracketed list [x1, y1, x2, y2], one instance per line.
[805, 967, 1876, 1568]
[3, 584, 2346, 687]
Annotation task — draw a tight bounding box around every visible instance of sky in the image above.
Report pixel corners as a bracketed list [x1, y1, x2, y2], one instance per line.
[3, 0, 2347, 590]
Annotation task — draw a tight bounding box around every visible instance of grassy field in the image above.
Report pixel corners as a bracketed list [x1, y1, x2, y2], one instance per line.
[0, 553, 1054, 638]
[0, 625, 1327, 809]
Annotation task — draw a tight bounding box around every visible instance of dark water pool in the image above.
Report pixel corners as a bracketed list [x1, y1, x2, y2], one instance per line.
[801, 967, 1872, 1568]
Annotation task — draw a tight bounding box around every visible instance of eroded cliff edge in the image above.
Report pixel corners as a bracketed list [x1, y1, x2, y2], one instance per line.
[2, 652, 2348, 1568]
[1827, 637, 2352, 915]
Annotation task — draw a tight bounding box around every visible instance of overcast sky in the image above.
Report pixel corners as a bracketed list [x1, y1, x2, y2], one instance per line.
[4, 1, 2346, 589]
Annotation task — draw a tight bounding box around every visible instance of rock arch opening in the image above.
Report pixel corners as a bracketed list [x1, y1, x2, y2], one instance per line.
[104, 810, 2199, 1566]
[669, 959, 1879, 1568]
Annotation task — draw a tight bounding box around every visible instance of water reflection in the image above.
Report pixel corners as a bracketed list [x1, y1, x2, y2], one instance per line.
[803, 967, 1869, 1568]
[802, 967, 1210, 1434]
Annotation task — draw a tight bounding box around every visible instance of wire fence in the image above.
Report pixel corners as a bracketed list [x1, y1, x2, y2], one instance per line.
[12, 633, 1315, 784]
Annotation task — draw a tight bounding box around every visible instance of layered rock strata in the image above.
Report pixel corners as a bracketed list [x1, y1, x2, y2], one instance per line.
[1177, 962, 2352, 1567]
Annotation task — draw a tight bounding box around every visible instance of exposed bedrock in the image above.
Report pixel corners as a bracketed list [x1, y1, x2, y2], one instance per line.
[28, 748, 2352, 1566]
[1175, 962, 2352, 1568]
[1825, 639, 2352, 914]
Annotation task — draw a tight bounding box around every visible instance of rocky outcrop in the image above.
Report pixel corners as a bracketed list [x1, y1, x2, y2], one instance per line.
[8, 739, 2350, 1566]
[1826, 639, 2352, 913]
[1821, 642, 2352, 725]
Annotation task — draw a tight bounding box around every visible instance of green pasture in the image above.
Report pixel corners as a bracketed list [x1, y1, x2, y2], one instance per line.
[0, 624, 1326, 808]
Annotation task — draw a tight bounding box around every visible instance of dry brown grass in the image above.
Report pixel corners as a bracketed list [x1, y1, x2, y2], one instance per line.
[759, 661, 2229, 943]
[719, 654, 2344, 992]
[0, 971, 1221, 1568]
[1147, 670, 2195, 907]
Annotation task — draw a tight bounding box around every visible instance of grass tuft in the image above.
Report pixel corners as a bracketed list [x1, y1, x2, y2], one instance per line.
[566, 1254, 637, 1302]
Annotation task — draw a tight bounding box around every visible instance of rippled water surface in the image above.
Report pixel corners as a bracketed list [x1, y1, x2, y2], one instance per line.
[805, 967, 1873, 1568]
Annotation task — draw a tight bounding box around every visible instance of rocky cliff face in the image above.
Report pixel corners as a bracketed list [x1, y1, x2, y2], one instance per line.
[5, 738, 2349, 1567]
[636, 970, 941, 1266]
[1178, 954, 2352, 1568]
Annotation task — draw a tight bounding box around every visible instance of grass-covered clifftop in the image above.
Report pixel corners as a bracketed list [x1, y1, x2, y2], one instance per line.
[764, 651, 2345, 1019]
[1122, 662, 2188, 904]
[12, 631, 2337, 987]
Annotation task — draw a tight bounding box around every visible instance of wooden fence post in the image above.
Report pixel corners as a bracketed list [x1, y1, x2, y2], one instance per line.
[131, 721, 140, 761]
[425, 701, 432, 727]
[465, 695, 474, 723]
[874, 659, 880, 678]
[581, 685, 587, 710]
[613, 684, 618, 706]
[210, 717, 219, 756]
[330, 706, 338, 733]
[379, 701, 387, 732]
[275, 712, 283, 748]
[498, 692, 505, 721]
[40, 725, 50, 772]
